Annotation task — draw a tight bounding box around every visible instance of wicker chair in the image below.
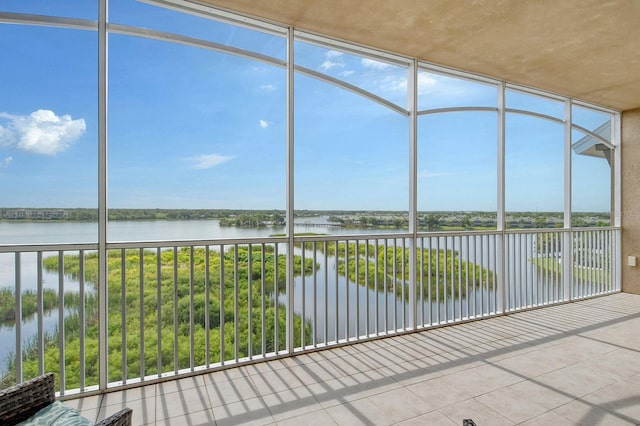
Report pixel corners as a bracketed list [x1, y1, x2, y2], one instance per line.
[0, 373, 132, 426]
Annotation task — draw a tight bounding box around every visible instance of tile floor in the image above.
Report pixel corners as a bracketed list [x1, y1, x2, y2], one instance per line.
[65, 293, 640, 425]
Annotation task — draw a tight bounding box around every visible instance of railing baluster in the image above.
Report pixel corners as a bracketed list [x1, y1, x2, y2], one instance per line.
[365, 239, 369, 337]
[79, 250, 86, 390]
[58, 251, 65, 395]
[334, 241, 339, 342]
[261, 243, 266, 355]
[121, 248, 127, 383]
[205, 245, 210, 367]
[301, 242, 306, 348]
[345, 239, 350, 340]
[248, 244, 253, 359]
[324, 241, 328, 345]
[384, 239, 388, 334]
[401, 238, 406, 329]
[15, 252, 22, 384]
[173, 247, 179, 372]
[37, 252, 44, 377]
[375, 240, 380, 333]
[435, 237, 440, 324]
[234, 245, 239, 362]
[392, 238, 397, 330]
[139, 248, 144, 381]
[313, 241, 317, 347]
[274, 243, 278, 353]
[189, 246, 195, 370]
[157, 248, 162, 377]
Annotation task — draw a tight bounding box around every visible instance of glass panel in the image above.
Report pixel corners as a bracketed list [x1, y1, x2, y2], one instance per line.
[0, 0, 97, 20]
[572, 129, 611, 227]
[571, 105, 613, 227]
[294, 41, 408, 108]
[294, 72, 409, 233]
[109, 0, 286, 60]
[0, 25, 98, 243]
[505, 113, 564, 229]
[572, 104, 612, 144]
[418, 112, 497, 230]
[418, 71, 498, 110]
[108, 34, 286, 241]
[506, 89, 564, 119]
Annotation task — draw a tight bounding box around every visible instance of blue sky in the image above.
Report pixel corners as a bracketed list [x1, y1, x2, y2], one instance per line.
[0, 0, 613, 213]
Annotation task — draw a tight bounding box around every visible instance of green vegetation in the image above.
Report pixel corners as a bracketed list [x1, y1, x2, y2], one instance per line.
[219, 212, 285, 227]
[301, 242, 494, 299]
[0, 288, 59, 323]
[1, 247, 314, 390]
[0, 208, 611, 230]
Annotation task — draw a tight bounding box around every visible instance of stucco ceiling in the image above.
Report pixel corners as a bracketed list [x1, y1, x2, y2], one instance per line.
[192, 0, 640, 111]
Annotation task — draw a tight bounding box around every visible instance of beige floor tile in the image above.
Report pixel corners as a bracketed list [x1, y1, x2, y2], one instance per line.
[535, 363, 618, 399]
[439, 399, 513, 426]
[213, 396, 274, 426]
[552, 399, 636, 426]
[475, 384, 548, 423]
[156, 385, 211, 421]
[407, 377, 474, 410]
[502, 378, 575, 410]
[155, 408, 215, 426]
[206, 372, 260, 407]
[325, 397, 397, 425]
[274, 408, 337, 426]
[398, 410, 458, 425]
[262, 386, 322, 422]
[155, 375, 204, 396]
[582, 379, 640, 422]
[519, 410, 581, 426]
[365, 387, 435, 424]
[439, 363, 524, 397]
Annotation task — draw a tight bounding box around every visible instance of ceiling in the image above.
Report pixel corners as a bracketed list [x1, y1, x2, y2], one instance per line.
[192, 0, 640, 111]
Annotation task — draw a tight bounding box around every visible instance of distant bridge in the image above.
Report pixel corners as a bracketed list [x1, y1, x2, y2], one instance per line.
[293, 222, 344, 228]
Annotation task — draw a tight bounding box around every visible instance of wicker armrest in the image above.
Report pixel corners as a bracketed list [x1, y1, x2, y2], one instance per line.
[0, 373, 56, 425]
[95, 407, 133, 426]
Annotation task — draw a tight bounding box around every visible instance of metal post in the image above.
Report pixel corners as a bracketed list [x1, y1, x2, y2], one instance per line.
[285, 27, 295, 353]
[563, 100, 573, 301]
[98, 0, 109, 391]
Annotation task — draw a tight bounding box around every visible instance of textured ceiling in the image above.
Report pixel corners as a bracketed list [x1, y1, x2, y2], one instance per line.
[192, 0, 640, 111]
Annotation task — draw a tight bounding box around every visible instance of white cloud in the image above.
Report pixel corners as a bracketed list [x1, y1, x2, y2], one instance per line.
[259, 120, 269, 129]
[0, 156, 12, 168]
[319, 50, 346, 72]
[361, 58, 393, 70]
[319, 60, 344, 71]
[185, 154, 234, 170]
[260, 84, 276, 91]
[339, 70, 355, 77]
[0, 110, 85, 155]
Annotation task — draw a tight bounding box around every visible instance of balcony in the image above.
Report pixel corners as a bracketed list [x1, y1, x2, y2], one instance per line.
[0, 227, 627, 424]
[58, 291, 640, 425]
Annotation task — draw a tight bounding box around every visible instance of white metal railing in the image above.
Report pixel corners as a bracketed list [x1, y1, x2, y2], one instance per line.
[0, 228, 619, 395]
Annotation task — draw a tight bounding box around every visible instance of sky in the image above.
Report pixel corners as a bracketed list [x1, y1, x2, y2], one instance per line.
[0, 0, 614, 213]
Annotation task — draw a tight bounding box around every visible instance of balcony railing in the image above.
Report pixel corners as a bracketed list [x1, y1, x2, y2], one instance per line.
[0, 228, 620, 396]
